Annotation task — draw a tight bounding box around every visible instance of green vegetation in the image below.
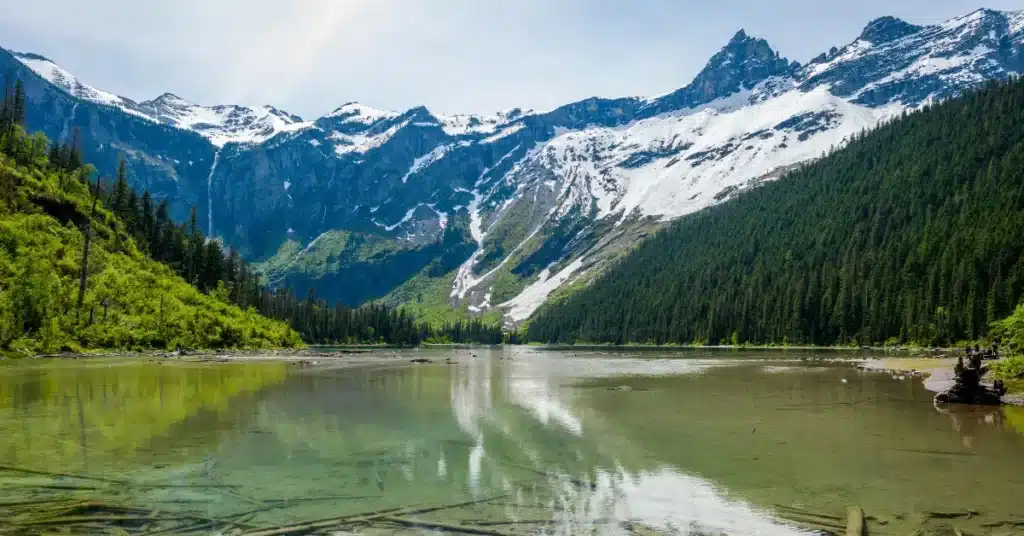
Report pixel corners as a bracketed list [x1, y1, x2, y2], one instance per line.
[0, 78, 514, 350]
[0, 110, 301, 352]
[254, 219, 504, 344]
[990, 356, 1024, 396]
[382, 270, 502, 329]
[256, 217, 477, 307]
[529, 78, 1024, 347]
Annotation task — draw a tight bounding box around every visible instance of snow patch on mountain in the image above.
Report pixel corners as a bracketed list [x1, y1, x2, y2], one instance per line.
[527, 85, 902, 225]
[13, 53, 309, 147]
[14, 52, 124, 107]
[482, 124, 525, 144]
[326, 102, 400, 125]
[332, 119, 411, 156]
[375, 205, 420, 231]
[435, 108, 528, 136]
[1010, 10, 1024, 34]
[501, 257, 587, 322]
[140, 93, 311, 147]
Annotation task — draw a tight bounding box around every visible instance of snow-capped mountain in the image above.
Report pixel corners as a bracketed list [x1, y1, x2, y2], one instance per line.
[135, 93, 309, 147]
[3, 8, 1022, 322]
[11, 52, 308, 147]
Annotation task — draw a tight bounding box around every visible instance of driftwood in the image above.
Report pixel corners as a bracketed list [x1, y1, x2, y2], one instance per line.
[240, 495, 507, 536]
[981, 519, 1024, 528]
[774, 504, 843, 522]
[924, 509, 979, 519]
[775, 511, 846, 532]
[381, 515, 516, 535]
[0, 463, 235, 489]
[845, 505, 864, 536]
[265, 494, 377, 504]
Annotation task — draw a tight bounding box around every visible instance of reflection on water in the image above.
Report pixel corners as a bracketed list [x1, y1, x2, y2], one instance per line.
[1, 349, 1023, 535]
[0, 360, 287, 471]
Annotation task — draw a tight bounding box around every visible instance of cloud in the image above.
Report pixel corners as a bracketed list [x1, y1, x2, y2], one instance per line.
[1, 0, 1021, 118]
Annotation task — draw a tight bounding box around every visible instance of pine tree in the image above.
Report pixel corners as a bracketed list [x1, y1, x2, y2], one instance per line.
[109, 157, 130, 219]
[12, 80, 25, 126]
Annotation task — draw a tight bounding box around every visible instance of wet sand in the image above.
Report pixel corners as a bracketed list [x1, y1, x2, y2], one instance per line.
[858, 357, 957, 393]
[860, 356, 1024, 405]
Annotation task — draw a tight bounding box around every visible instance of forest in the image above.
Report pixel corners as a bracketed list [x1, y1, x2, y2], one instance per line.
[528, 77, 1024, 347]
[0, 78, 504, 353]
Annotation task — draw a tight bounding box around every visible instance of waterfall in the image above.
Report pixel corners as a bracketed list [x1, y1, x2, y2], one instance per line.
[60, 103, 79, 142]
[206, 149, 222, 237]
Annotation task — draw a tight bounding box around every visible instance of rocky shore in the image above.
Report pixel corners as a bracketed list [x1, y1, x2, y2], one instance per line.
[858, 357, 1024, 405]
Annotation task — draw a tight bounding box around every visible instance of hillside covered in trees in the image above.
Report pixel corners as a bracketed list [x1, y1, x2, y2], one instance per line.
[0, 82, 301, 353]
[0, 79, 504, 353]
[528, 78, 1024, 347]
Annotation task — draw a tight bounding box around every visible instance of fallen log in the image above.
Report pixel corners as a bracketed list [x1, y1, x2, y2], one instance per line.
[775, 511, 846, 532]
[240, 495, 506, 536]
[846, 506, 864, 536]
[774, 504, 844, 522]
[925, 510, 980, 519]
[382, 516, 517, 535]
[0, 464, 236, 489]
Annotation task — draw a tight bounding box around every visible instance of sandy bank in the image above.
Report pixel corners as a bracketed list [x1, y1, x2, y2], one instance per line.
[859, 357, 1024, 405]
[858, 358, 958, 393]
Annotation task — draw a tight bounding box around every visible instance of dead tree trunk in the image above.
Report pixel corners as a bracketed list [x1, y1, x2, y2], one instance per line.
[76, 176, 101, 322]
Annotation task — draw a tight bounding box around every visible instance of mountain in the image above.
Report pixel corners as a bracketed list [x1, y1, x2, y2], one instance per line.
[526, 76, 1024, 346]
[3, 8, 1022, 325]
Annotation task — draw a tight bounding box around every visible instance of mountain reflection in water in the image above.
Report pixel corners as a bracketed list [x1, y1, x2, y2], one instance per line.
[2, 348, 1023, 535]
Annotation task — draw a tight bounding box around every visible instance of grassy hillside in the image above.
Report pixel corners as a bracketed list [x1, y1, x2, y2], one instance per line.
[0, 124, 301, 354]
[255, 222, 477, 308]
[382, 270, 502, 328]
[528, 78, 1024, 347]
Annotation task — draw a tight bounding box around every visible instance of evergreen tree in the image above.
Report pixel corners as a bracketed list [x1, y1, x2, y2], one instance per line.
[528, 78, 1024, 347]
[12, 80, 25, 127]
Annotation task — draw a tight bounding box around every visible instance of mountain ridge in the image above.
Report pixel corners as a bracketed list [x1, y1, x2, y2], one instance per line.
[4, 7, 1022, 324]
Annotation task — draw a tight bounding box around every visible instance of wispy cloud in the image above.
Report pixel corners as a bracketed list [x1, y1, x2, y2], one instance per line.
[1, 0, 1020, 117]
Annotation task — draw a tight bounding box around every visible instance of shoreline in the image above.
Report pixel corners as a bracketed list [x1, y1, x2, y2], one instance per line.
[857, 358, 957, 393]
[1, 347, 417, 370]
[858, 357, 1024, 405]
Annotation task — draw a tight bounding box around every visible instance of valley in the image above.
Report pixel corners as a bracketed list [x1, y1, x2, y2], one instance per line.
[4, 8, 1021, 327]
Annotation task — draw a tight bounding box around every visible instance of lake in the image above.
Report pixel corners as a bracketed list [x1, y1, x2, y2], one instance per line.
[1, 348, 1023, 535]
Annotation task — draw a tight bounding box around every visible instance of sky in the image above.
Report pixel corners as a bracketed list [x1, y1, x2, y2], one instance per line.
[1, 1, 1021, 118]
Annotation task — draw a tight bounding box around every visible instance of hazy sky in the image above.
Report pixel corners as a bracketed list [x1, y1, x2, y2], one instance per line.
[1, 1, 1020, 118]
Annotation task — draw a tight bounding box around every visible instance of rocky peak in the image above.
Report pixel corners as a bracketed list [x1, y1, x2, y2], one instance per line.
[639, 29, 796, 117]
[690, 30, 795, 97]
[729, 29, 750, 45]
[142, 92, 193, 111]
[858, 16, 923, 44]
[150, 92, 185, 103]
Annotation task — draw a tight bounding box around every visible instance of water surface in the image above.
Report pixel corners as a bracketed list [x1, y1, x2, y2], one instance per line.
[1, 348, 1022, 535]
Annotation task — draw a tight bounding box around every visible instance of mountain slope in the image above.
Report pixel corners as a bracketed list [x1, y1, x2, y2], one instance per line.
[0, 126, 301, 353]
[526, 77, 1024, 346]
[4, 8, 1023, 323]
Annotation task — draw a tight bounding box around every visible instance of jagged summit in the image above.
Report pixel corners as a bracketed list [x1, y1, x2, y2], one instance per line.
[858, 16, 923, 44]
[645, 28, 795, 113]
[729, 29, 750, 44]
